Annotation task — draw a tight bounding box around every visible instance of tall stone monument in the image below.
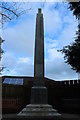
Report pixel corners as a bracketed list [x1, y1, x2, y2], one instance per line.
[18, 8, 61, 119]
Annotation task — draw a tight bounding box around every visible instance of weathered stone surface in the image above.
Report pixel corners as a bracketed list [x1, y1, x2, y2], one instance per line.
[33, 77, 45, 86]
[18, 104, 61, 118]
[34, 8, 44, 78]
[31, 87, 48, 104]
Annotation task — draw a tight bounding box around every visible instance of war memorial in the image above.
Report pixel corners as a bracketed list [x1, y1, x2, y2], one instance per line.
[18, 8, 61, 119]
[2, 8, 80, 120]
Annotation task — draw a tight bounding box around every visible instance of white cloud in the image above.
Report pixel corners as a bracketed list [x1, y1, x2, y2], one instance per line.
[18, 57, 31, 63]
[45, 53, 78, 80]
[47, 48, 62, 61]
[11, 62, 34, 76]
[45, 37, 58, 49]
[44, 19, 78, 80]
[44, 5, 62, 37]
[2, 3, 78, 80]
[3, 17, 35, 56]
[2, 52, 17, 69]
[58, 24, 78, 48]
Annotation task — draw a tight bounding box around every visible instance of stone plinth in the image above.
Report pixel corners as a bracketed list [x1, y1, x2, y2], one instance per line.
[18, 85, 61, 119]
[18, 104, 61, 119]
[31, 87, 47, 104]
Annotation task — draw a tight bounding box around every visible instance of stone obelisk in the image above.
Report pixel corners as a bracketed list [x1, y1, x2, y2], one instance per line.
[31, 8, 48, 104]
[18, 8, 61, 119]
[34, 8, 44, 78]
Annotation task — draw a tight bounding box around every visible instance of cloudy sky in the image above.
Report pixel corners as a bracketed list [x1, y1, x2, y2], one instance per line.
[2, 2, 78, 80]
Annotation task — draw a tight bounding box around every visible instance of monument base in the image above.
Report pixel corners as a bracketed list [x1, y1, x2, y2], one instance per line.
[18, 104, 61, 119]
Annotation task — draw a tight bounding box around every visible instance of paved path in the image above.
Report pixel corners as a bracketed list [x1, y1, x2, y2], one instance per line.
[1, 113, 80, 120]
[61, 113, 80, 120]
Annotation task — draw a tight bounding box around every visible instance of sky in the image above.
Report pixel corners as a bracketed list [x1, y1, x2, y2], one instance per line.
[2, 2, 79, 80]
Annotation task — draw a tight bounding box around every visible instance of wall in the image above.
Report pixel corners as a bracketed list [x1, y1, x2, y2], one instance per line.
[2, 77, 80, 114]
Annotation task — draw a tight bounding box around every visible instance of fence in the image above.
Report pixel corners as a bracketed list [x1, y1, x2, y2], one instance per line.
[2, 78, 80, 114]
[57, 79, 80, 85]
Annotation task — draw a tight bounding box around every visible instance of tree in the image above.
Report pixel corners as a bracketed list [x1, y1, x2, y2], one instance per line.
[0, 2, 32, 74]
[0, 2, 32, 25]
[59, 2, 80, 73]
[69, 2, 80, 19]
[60, 25, 80, 72]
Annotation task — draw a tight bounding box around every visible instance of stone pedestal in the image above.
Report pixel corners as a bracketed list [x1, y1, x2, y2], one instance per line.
[31, 87, 47, 104]
[18, 85, 61, 119]
[18, 104, 61, 119]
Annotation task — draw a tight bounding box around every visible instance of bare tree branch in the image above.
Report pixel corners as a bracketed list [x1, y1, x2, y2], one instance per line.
[0, 5, 19, 17]
[1, 13, 12, 20]
[0, 2, 32, 24]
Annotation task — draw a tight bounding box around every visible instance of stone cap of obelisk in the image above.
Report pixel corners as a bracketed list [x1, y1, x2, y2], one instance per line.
[34, 8, 44, 78]
[38, 8, 41, 13]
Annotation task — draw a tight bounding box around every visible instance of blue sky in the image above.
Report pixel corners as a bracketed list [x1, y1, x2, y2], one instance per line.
[2, 2, 78, 80]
